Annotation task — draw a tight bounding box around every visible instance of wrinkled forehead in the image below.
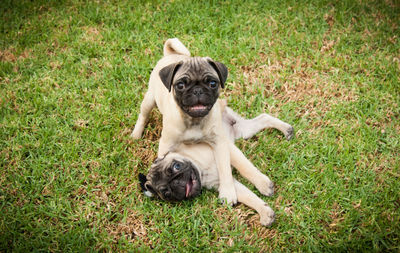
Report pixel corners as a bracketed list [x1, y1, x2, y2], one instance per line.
[147, 153, 187, 182]
[174, 57, 218, 81]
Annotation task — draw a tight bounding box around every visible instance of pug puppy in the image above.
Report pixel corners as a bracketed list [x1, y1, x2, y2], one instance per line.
[139, 104, 294, 226]
[131, 38, 237, 204]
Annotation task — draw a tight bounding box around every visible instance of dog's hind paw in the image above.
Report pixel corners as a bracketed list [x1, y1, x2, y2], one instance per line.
[284, 125, 294, 140]
[254, 175, 274, 197]
[259, 205, 275, 226]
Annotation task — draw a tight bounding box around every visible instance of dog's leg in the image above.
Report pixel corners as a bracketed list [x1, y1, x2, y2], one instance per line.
[224, 107, 294, 140]
[157, 135, 179, 157]
[230, 143, 274, 196]
[234, 179, 275, 226]
[214, 137, 237, 205]
[131, 91, 156, 139]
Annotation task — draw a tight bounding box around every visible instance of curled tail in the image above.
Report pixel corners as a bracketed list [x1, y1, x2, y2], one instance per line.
[163, 38, 191, 57]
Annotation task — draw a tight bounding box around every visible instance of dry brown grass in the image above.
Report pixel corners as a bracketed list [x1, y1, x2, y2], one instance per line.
[81, 26, 103, 42]
[0, 48, 32, 62]
[126, 111, 162, 169]
[236, 206, 279, 252]
[105, 209, 147, 245]
[228, 52, 358, 138]
[242, 54, 356, 104]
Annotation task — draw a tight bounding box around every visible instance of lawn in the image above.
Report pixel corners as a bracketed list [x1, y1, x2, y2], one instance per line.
[1, 0, 399, 251]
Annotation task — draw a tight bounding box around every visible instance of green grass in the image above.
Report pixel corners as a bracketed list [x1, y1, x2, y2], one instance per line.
[1, 0, 399, 251]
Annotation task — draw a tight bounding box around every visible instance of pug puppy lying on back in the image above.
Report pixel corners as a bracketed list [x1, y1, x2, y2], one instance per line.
[132, 38, 236, 204]
[139, 102, 294, 226]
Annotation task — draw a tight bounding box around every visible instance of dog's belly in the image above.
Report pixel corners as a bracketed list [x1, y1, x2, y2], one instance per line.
[179, 143, 220, 189]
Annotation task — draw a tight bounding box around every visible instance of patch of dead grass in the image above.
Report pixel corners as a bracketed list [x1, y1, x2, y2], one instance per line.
[125, 111, 162, 168]
[141, 111, 163, 142]
[128, 139, 158, 170]
[228, 54, 358, 133]
[73, 119, 89, 130]
[81, 26, 103, 42]
[236, 206, 278, 252]
[209, 203, 278, 251]
[105, 209, 147, 244]
[0, 48, 32, 62]
[328, 202, 345, 232]
[324, 9, 335, 29]
[69, 172, 154, 248]
[320, 38, 339, 53]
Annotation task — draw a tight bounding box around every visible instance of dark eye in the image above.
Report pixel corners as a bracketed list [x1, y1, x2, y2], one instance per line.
[173, 162, 181, 171]
[176, 82, 185, 90]
[209, 80, 217, 89]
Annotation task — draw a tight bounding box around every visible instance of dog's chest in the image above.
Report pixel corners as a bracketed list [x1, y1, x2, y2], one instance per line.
[181, 126, 216, 145]
[182, 128, 203, 143]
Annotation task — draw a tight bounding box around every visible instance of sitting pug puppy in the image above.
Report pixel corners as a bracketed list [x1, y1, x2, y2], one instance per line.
[139, 103, 294, 226]
[132, 38, 236, 204]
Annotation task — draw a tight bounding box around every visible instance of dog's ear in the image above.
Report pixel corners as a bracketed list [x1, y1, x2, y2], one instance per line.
[159, 62, 182, 92]
[138, 173, 147, 191]
[207, 59, 228, 88]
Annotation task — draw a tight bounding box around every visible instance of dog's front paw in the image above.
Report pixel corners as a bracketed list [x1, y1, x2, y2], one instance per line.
[218, 185, 237, 206]
[255, 175, 274, 197]
[130, 128, 142, 139]
[259, 205, 275, 226]
[284, 125, 294, 140]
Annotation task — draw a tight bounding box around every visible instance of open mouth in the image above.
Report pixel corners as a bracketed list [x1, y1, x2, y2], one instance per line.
[185, 173, 199, 198]
[188, 104, 209, 112]
[185, 104, 212, 118]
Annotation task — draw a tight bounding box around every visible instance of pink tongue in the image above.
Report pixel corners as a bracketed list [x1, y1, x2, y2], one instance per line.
[185, 182, 192, 197]
[191, 105, 206, 111]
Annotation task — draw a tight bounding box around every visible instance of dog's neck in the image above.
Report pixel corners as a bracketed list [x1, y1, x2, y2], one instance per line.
[180, 109, 211, 128]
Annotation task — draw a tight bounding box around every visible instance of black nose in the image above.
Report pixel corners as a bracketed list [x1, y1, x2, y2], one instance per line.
[193, 87, 203, 96]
